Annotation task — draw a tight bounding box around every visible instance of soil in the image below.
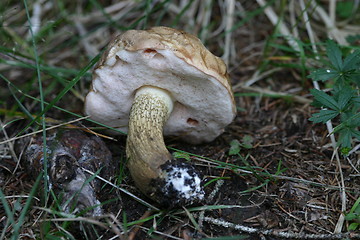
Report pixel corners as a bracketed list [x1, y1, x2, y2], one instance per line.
[3, 85, 357, 239]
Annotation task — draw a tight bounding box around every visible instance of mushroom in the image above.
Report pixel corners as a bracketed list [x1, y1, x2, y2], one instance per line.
[84, 26, 236, 206]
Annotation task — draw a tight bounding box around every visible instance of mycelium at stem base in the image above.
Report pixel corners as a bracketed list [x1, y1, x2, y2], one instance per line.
[126, 86, 204, 206]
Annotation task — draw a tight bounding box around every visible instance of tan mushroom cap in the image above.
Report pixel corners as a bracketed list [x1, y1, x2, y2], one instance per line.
[85, 26, 236, 144]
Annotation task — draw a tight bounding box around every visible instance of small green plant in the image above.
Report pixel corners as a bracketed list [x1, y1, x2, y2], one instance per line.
[345, 197, 360, 231]
[308, 40, 360, 155]
[228, 135, 254, 156]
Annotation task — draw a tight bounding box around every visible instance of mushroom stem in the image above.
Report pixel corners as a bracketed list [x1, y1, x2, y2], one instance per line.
[126, 86, 173, 192]
[126, 86, 204, 206]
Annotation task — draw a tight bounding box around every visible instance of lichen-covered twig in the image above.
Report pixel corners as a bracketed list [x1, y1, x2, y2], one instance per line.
[203, 216, 360, 239]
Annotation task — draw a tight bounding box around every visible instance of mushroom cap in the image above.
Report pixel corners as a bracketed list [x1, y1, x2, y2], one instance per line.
[85, 26, 236, 144]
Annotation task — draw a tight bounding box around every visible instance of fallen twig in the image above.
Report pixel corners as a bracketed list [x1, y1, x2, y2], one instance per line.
[238, 85, 311, 104]
[299, 0, 347, 233]
[203, 216, 360, 239]
[256, 0, 300, 52]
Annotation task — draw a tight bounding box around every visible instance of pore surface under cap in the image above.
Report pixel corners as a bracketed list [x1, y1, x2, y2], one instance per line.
[85, 27, 236, 144]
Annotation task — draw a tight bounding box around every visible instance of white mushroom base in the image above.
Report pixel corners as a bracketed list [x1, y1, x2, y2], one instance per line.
[155, 161, 204, 206]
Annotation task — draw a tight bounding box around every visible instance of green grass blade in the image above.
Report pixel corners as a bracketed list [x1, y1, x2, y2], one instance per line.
[171, 0, 195, 27]
[11, 173, 42, 240]
[8, 84, 35, 121]
[23, 0, 49, 202]
[18, 53, 101, 135]
[0, 189, 16, 227]
[0, 73, 126, 135]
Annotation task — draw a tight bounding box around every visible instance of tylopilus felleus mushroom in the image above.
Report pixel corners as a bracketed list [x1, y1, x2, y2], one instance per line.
[85, 26, 236, 206]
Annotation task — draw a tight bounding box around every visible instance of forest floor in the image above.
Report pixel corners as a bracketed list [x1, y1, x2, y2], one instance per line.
[1, 1, 360, 239]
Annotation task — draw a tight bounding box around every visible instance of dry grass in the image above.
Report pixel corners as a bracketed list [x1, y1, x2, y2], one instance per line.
[1, 0, 360, 239]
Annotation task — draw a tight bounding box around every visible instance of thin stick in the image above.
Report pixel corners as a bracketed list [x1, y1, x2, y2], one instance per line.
[299, 0, 346, 233]
[128, 210, 152, 240]
[81, 168, 159, 211]
[74, 17, 98, 58]
[137, 226, 183, 240]
[0, 116, 89, 145]
[222, 0, 235, 66]
[310, 1, 347, 45]
[329, 0, 336, 28]
[289, 0, 299, 38]
[203, 216, 360, 239]
[256, 0, 300, 52]
[27, 0, 43, 37]
[241, 85, 311, 104]
[0, 120, 21, 173]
